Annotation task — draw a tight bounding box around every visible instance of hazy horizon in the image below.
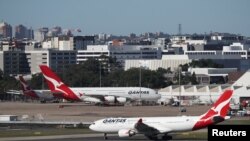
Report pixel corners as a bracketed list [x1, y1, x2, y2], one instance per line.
[0, 0, 250, 36]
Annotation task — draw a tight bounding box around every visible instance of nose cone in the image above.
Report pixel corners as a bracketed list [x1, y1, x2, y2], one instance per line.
[89, 123, 98, 131]
[89, 124, 95, 131]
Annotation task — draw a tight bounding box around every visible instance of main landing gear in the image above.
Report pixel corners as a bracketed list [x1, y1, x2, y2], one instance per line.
[104, 133, 108, 140]
[161, 134, 172, 140]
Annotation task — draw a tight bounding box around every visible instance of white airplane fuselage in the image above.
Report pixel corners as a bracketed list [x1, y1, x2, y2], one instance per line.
[24, 89, 55, 101]
[89, 90, 233, 139]
[90, 116, 200, 133]
[70, 87, 160, 103]
[39, 65, 160, 104]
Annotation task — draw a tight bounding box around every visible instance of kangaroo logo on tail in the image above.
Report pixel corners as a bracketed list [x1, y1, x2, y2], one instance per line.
[39, 65, 81, 101]
[19, 76, 31, 91]
[193, 90, 233, 130]
[41, 72, 68, 95]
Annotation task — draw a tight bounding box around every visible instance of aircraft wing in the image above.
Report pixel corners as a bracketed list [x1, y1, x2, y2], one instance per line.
[134, 119, 172, 136]
[5, 90, 22, 95]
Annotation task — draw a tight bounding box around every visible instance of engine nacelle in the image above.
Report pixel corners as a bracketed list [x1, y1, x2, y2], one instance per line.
[104, 96, 115, 103]
[118, 129, 136, 137]
[116, 97, 127, 104]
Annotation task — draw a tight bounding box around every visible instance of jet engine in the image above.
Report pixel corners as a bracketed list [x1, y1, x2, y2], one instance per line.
[118, 129, 136, 137]
[104, 96, 115, 103]
[116, 97, 127, 104]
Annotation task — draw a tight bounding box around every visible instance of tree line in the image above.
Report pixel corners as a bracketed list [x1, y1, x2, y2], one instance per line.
[0, 58, 224, 93]
[34, 57, 173, 89]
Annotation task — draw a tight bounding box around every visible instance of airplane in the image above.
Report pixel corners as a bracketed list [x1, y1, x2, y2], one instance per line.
[19, 76, 59, 103]
[89, 89, 233, 140]
[39, 65, 160, 105]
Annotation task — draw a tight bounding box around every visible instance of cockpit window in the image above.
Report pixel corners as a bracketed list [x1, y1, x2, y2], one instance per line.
[91, 123, 95, 125]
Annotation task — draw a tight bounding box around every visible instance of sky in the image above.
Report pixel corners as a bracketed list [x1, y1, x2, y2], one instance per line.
[0, 0, 250, 36]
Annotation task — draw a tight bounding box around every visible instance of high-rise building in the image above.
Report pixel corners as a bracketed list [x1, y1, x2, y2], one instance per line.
[27, 27, 34, 40]
[0, 49, 76, 75]
[0, 22, 12, 38]
[48, 26, 62, 37]
[34, 27, 49, 42]
[15, 24, 27, 39]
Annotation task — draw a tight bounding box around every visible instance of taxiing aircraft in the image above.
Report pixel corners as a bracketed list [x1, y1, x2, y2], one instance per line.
[19, 76, 58, 103]
[89, 90, 233, 140]
[39, 65, 160, 105]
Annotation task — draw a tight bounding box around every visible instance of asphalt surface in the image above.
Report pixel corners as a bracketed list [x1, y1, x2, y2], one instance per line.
[0, 133, 206, 141]
[0, 102, 212, 122]
[1, 102, 248, 141]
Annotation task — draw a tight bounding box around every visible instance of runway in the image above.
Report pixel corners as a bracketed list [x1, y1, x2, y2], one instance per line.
[0, 133, 206, 141]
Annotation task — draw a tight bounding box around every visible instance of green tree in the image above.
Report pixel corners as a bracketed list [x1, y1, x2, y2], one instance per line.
[179, 64, 189, 71]
[0, 69, 3, 80]
[30, 73, 47, 89]
[0, 69, 19, 94]
[189, 59, 224, 68]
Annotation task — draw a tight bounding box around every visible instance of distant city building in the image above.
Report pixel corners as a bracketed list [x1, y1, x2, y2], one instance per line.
[129, 33, 136, 38]
[34, 27, 49, 42]
[48, 26, 62, 37]
[1, 30, 250, 76]
[42, 36, 95, 50]
[125, 42, 250, 71]
[188, 67, 238, 84]
[170, 35, 207, 51]
[76, 45, 162, 66]
[0, 40, 41, 51]
[15, 24, 29, 39]
[0, 22, 12, 39]
[26, 28, 34, 40]
[0, 49, 76, 75]
[211, 32, 244, 41]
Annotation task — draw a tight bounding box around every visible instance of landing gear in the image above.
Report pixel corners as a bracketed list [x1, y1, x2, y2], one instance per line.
[162, 134, 172, 140]
[146, 135, 158, 140]
[104, 133, 108, 140]
[40, 100, 46, 103]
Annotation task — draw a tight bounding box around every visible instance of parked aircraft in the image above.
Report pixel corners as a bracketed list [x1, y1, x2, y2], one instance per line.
[19, 76, 58, 103]
[39, 65, 160, 105]
[89, 90, 233, 140]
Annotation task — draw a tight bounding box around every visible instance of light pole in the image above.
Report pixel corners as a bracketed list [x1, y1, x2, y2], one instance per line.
[139, 61, 141, 103]
[178, 66, 181, 115]
[139, 50, 142, 105]
[99, 63, 101, 87]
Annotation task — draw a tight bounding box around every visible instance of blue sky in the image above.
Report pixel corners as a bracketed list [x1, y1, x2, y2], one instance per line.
[0, 0, 249, 36]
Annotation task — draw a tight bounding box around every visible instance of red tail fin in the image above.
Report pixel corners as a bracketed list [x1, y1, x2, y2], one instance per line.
[19, 76, 39, 98]
[19, 76, 30, 91]
[205, 90, 233, 118]
[39, 65, 63, 92]
[39, 65, 80, 101]
[193, 90, 233, 130]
